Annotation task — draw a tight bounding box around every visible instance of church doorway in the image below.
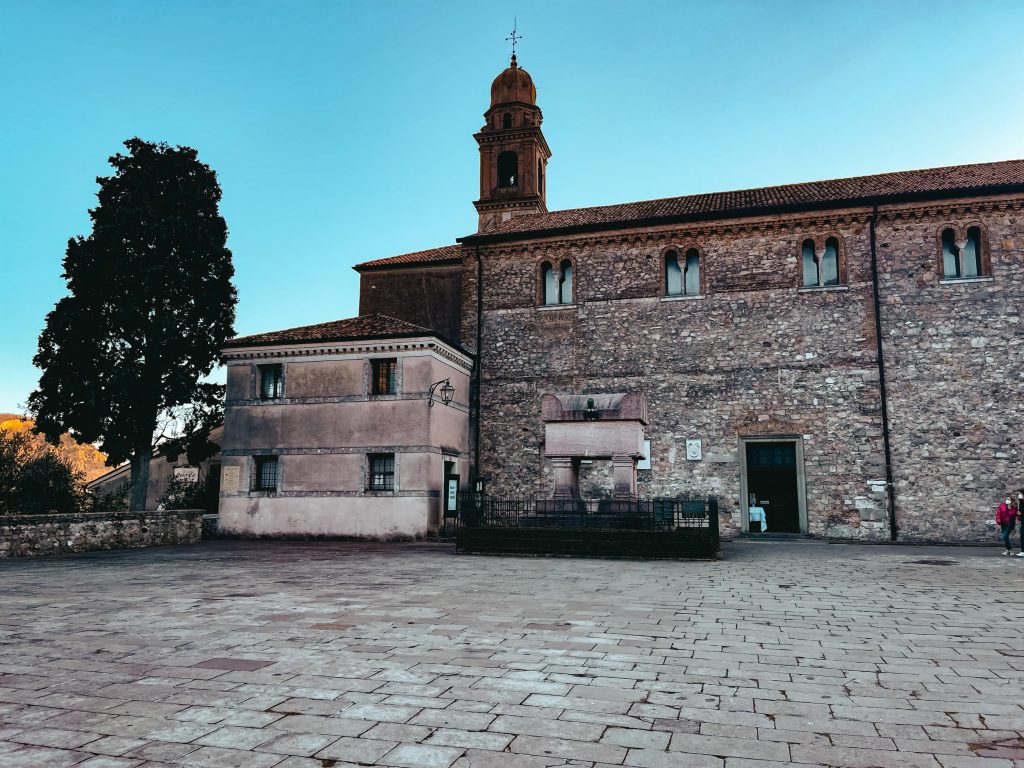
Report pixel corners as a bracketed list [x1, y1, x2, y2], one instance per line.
[740, 438, 807, 534]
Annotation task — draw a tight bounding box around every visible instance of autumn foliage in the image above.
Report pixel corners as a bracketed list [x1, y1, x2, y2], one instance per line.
[0, 415, 104, 515]
[0, 415, 109, 482]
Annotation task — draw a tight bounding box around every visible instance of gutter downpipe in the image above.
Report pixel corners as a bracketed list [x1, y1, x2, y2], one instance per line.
[868, 204, 898, 541]
[473, 244, 483, 490]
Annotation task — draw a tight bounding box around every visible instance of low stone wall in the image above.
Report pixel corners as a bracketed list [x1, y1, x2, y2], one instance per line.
[0, 509, 203, 558]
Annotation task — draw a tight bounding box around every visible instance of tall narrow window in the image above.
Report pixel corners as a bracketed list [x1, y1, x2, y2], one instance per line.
[538, 159, 544, 195]
[258, 364, 283, 399]
[801, 239, 819, 287]
[665, 250, 682, 295]
[821, 237, 839, 286]
[502, 112, 512, 129]
[559, 260, 573, 304]
[253, 456, 278, 491]
[371, 359, 397, 395]
[683, 248, 701, 295]
[497, 151, 518, 187]
[541, 261, 557, 304]
[368, 453, 395, 491]
[962, 227, 982, 277]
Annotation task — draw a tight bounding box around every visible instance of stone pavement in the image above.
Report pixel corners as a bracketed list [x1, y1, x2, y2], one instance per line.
[1, 539, 1024, 767]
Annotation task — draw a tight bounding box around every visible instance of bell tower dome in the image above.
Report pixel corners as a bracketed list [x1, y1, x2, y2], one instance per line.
[473, 54, 552, 232]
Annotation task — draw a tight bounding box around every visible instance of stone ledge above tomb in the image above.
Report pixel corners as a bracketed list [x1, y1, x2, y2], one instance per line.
[541, 392, 648, 424]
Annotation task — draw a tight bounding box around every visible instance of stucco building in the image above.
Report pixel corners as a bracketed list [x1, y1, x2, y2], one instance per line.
[217, 315, 471, 538]
[346, 54, 1024, 543]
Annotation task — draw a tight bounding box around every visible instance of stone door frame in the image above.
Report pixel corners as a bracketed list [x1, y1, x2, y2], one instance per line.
[738, 435, 808, 534]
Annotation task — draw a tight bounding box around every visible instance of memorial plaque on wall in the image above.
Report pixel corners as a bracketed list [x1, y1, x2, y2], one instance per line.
[222, 466, 240, 492]
[173, 466, 199, 483]
[686, 439, 702, 461]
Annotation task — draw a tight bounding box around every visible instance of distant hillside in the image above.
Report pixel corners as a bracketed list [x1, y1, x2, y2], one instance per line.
[0, 416, 110, 481]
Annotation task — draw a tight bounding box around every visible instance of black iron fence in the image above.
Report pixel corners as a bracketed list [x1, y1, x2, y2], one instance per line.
[452, 494, 719, 559]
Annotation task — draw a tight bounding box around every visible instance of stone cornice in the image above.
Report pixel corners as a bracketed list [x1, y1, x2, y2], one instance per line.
[876, 196, 1024, 221]
[223, 339, 474, 371]
[471, 194, 1024, 257]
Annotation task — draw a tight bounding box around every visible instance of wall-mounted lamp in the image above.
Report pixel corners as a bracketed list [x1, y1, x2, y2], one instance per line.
[428, 378, 455, 408]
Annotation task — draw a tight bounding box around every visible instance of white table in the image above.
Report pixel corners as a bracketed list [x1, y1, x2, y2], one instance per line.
[748, 506, 767, 532]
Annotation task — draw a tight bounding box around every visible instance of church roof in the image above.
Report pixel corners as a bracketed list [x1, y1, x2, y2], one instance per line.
[353, 244, 462, 271]
[461, 158, 1024, 243]
[223, 314, 441, 348]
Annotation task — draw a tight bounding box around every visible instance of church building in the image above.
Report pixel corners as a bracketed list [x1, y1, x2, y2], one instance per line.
[221, 53, 1024, 543]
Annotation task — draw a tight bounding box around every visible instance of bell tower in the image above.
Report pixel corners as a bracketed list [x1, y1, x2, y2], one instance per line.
[474, 53, 552, 232]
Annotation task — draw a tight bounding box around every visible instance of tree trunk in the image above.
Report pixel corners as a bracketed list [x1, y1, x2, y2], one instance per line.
[129, 443, 153, 512]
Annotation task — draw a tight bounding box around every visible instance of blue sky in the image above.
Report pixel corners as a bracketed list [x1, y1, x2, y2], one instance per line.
[2, 0, 1024, 413]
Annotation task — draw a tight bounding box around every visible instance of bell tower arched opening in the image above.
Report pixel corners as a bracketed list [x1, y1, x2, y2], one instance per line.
[497, 151, 518, 188]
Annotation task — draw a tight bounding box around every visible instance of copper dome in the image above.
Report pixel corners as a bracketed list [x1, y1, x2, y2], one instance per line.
[490, 55, 537, 107]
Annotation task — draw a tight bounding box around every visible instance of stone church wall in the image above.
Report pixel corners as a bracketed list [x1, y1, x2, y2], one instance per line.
[463, 196, 1024, 541]
[875, 196, 1024, 541]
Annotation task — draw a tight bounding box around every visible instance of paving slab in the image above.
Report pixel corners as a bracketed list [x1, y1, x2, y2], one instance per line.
[1, 539, 1023, 766]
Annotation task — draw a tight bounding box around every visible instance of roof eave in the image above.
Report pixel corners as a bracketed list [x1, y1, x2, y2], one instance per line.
[352, 257, 463, 273]
[223, 330, 475, 358]
[457, 183, 1024, 246]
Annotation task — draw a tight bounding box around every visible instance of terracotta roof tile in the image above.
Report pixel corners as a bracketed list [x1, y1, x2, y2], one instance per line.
[463, 159, 1024, 241]
[354, 244, 462, 271]
[224, 314, 438, 348]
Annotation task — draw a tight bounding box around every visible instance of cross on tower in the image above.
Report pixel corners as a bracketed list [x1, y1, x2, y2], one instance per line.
[506, 19, 522, 59]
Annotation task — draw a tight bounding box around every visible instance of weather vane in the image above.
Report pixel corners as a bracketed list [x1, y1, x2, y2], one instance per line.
[506, 18, 522, 59]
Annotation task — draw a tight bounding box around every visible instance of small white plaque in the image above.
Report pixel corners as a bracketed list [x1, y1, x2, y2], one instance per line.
[637, 439, 652, 470]
[173, 466, 199, 483]
[222, 466, 240, 492]
[686, 439, 702, 461]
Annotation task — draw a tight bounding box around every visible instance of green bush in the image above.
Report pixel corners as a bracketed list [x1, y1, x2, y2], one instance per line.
[0, 427, 88, 515]
[157, 476, 209, 510]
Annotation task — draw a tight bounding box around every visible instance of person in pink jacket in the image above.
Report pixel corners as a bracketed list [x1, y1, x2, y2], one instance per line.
[997, 495, 1018, 556]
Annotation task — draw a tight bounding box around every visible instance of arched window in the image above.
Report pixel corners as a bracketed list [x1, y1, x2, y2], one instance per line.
[538, 159, 544, 196]
[666, 248, 701, 296]
[943, 226, 983, 278]
[541, 260, 573, 305]
[802, 237, 842, 288]
[502, 112, 512, 129]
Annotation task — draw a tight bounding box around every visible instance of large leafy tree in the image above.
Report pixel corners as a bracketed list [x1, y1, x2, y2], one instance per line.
[30, 138, 236, 511]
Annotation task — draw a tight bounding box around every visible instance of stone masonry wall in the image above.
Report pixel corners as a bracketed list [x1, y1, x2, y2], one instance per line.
[0, 510, 203, 558]
[359, 264, 464, 343]
[463, 195, 1024, 542]
[466, 209, 889, 540]
[876, 197, 1024, 541]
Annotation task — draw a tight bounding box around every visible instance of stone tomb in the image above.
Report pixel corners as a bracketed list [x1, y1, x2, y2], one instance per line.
[541, 392, 647, 498]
